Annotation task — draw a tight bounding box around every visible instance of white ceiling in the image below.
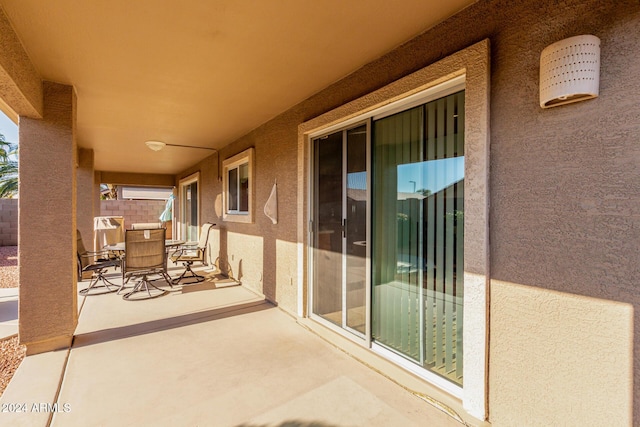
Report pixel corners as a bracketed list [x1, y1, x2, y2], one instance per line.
[0, 0, 477, 174]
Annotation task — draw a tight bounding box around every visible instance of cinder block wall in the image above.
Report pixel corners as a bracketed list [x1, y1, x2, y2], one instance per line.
[0, 199, 171, 247]
[0, 199, 18, 246]
[99, 199, 168, 231]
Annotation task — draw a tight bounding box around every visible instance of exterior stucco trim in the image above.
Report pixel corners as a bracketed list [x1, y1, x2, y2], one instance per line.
[0, 7, 43, 119]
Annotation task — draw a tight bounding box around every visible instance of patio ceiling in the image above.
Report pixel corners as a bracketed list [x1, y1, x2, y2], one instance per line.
[0, 0, 477, 175]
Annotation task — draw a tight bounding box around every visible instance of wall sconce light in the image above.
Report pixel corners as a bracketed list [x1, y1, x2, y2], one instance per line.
[145, 140, 217, 152]
[540, 35, 600, 108]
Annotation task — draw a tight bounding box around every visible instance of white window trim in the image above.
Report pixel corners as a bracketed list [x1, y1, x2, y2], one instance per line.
[178, 172, 200, 241]
[222, 147, 254, 223]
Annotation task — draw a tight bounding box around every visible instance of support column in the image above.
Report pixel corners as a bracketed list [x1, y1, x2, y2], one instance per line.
[77, 148, 95, 249]
[19, 81, 77, 355]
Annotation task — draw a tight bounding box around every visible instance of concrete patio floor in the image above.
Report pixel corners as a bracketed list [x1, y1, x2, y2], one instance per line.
[0, 287, 19, 339]
[1, 266, 470, 427]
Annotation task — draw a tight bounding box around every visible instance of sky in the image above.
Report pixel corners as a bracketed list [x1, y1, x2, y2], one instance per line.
[397, 156, 464, 194]
[0, 111, 18, 145]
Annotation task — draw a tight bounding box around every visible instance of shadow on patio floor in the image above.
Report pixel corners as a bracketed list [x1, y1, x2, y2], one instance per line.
[73, 299, 272, 348]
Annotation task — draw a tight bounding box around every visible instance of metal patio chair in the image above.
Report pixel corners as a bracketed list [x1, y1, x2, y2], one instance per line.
[170, 222, 214, 284]
[121, 228, 173, 300]
[77, 230, 121, 296]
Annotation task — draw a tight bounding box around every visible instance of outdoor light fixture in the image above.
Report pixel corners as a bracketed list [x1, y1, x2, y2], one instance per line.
[145, 140, 217, 152]
[145, 140, 166, 151]
[145, 140, 221, 181]
[540, 35, 600, 108]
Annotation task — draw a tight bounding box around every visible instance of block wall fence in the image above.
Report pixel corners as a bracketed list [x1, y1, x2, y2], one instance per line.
[0, 199, 18, 246]
[99, 199, 167, 230]
[0, 199, 168, 246]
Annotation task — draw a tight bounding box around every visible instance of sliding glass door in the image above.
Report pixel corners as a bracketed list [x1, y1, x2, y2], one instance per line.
[179, 173, 199, 242]
[372, 91, 465, 385]
[309, 89, 465, 386]
[312, 124, 368, 337]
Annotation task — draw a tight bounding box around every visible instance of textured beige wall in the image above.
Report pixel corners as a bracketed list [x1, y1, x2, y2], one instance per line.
[0, 6, 42, 119]
[19, 81, 77, 354]
[491, 280, 633, 426]
[0, 198, 18, 246]
[176, 122, 299, 313]
[93, 171, 101, 230]
[173, 0, 639, 423]
[76, 148, 95, 248]
[465, 1, 638, 424]
[175, 154, 222, 276]
[300, 2, 638, 424]
[175, 153, 218, 223]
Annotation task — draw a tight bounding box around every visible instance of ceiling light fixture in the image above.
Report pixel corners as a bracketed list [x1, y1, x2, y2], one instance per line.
[145, 140, 217, 152]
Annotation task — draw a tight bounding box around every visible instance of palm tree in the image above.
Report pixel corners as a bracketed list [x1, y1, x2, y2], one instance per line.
[0, 134, 18, 198]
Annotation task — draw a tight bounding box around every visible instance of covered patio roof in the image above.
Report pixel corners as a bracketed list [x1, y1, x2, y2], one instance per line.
[0, 0, 477, 175]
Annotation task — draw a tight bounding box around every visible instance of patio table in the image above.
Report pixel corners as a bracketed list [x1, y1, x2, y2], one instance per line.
[104, 239, 185, 295]
[104, 239, 185, 253]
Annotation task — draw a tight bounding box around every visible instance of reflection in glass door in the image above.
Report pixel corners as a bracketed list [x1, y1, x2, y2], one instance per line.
[372, 91, 465, 385]
[312, 124, 368, 337]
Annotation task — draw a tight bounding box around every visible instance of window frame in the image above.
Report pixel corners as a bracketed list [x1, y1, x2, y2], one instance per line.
[222, 147, 254, 223]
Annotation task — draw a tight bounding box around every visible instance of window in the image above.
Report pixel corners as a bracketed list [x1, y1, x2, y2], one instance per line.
[222, 148, 254, 223]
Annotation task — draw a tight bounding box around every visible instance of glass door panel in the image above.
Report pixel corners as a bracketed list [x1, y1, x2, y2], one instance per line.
[312, 124, 368, 337]
[312, 131, 343, 327]
[372, 91, 464, 385]
[181, 179, 199, 242]
[345, 126, 367, 334]
[372, 106, 424, 362]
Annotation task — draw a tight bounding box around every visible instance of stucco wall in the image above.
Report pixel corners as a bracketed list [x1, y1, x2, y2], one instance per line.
[76, 148, 95, 248]
[174, 155, 221, 271]
[176, 0, 640, 424]
[176, 120, 300, 311]
[19, 82, 77, 354]
[0, 198, 17, 246]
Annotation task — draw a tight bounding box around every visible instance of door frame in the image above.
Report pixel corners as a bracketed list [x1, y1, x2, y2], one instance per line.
[305, 77, 468, 395]
[178, 172, 200, 241]
[308, 120, 371, 345]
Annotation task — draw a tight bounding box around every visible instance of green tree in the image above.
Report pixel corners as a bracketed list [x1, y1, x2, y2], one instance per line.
[100, 183, 118, 200]
[0, 134, 18, 198]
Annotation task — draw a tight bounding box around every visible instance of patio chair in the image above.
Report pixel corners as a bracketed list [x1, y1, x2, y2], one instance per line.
[77, 230, 121, 296]
[121, 228, 173, 300]
[170, 222, 215, 284]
